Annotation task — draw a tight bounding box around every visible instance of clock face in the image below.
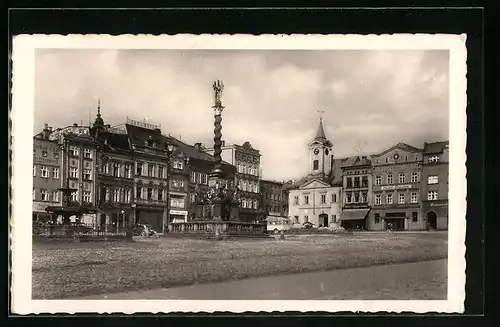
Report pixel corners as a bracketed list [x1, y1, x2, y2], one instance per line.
[325, 149, 329, 155]
[314, 148, 319, 155]
[393, 153, 400, 160]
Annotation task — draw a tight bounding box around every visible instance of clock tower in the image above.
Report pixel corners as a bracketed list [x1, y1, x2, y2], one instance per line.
[308, 116, 333, 176]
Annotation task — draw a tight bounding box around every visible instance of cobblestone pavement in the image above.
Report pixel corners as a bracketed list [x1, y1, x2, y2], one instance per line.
[78, 259, 447, 300]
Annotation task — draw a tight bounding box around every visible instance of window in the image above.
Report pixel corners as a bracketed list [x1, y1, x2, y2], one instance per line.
[71, 191, 78, 202]
[345, 192, 352, 203]
[191, 171, 196, 183]
[83, 192, 92, 203]
[173, 160, 184, 170]
[42, 150, 48, 157]
[412, 212, 418, 222]
[361, 192, 367, 203]
[398, 173, 405, 183]
[41, 166, 49, 178]
[321, 194, 326, 204]
[398, 192, 406, 204]
[83, 169, 92, 180]
[146, 164, 154, 177]
[387, 192, 393, 205]
[33, 165, 36, 177]
[387, 174, 393, 184]
[428, 175, 439, 184]
[102, 163, 110, 174]
[113, 163, 121, 177]
[124, 164, 131, 178]
[304, 216, 309, 223]
[237, 164, 242, 173]
[294, 216, 299, 224]
[332, 214, 337, 223]
[69, 146, 78, 156]
[375, 194, 381, 205]
[346, 177, 353, 188]
[83, 148, 92, 158]
[69, 168, 78, 178]
[52, 191, 59, 202]
[374, 213, 380, 224]
[354, 192, 360, 203]
[113, 189, 120, 202]
[253, 199, 258, 209]
[253, 184, 258, 193]
[241, 199, 247, 208]
[147, 188, 153, 200]
[136, 187, 142, 199]
[362, 176, 368, 187]
[32, 189, 36, 200]
[410, 192, 418, 203]
[136, 163, 143, 176]
[375, 175, 381, 185]
[411, 172, 419, 183]
[313, 160, 319, 171]
[158, 166, 164, 179]
[40, 189, 48, 201]
[202, 174, 208, 185]
[428, 155, 440, 163]
[125, 189, 131, 203]
[428, 191, 438, 200]
[52, 168, 59, 179]
[353, 177, 360, 188]
[304, 195, 309, 205]
[294, 196, 299, 205]
[158, 189, 164, 201]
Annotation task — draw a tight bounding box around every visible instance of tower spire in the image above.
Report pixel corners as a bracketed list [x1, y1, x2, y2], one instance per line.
[92, 98, 105, 130]
[314, 110, 327, 141]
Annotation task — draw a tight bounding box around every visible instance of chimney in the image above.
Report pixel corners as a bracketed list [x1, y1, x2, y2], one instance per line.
[73, 123, 78, 127]
[221, 140, 225, 147]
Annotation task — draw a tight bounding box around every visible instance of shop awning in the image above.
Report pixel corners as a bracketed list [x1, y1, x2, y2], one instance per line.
[340, 209, 370, 221]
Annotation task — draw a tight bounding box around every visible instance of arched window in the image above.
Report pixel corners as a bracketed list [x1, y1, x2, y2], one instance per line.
[313, 160, 319, 170]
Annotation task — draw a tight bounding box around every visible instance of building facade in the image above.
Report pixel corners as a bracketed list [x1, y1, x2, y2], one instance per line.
[32, 125, 63, 222]
[48, 123, 99, 223]
[421, 141, 449, 230]
[339, 156, 373, 230]
[205, 141, 263, 222]
[370, 143, 424, 231]
[260, 180, 286, 217]
[287, 118, 343, 227]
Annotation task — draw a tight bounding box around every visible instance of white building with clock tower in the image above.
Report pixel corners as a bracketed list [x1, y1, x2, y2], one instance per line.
[287, 117, 343, 228]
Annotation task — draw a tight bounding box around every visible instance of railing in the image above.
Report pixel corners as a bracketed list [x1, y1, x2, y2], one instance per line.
[33, 222, 132, 240]
[168, 221, 267, 237]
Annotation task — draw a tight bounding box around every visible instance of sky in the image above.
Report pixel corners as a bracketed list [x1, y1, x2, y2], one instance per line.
[34, 49, 449, 181]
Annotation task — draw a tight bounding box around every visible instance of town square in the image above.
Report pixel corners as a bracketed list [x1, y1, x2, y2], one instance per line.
[17, 35, 465, 308]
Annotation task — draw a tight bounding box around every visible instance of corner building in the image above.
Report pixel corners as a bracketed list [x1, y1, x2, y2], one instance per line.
[370, 143, 424, 231]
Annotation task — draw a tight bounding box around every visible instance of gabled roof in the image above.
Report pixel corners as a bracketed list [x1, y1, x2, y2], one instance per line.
[423, 141, 449, 154]
[299, 178, 331, 189]
[371, 142, 422, 157]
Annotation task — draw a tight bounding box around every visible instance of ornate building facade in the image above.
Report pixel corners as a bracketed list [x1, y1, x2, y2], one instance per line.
[287, 118, 343, 227]
[370, 143, 424, 231]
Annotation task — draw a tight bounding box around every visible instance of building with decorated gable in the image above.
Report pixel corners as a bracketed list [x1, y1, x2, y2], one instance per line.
[370, 142, 424, 231]
[287, 118, 343, 228]
[339, 155, 373, 230]
[48, 123, 99, 224]
[32, 124, 63, 222]
[421, 141, 449, 230]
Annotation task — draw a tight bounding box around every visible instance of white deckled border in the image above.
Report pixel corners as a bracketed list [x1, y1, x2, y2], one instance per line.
[10, 34, 467, 314]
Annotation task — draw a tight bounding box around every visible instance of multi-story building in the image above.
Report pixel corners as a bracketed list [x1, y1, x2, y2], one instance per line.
[287, 118, 343, 227]
[205, 141, 263, 222]
[370, 143, 424, 231]
[90, 111, 135, 229]
[339, 156, 373, 230]
[421, 141, 449, 230]
[32, 124, 63, 222]
[260, 180, 286, 217]
[48, 123, 99, 223]
[187, 142, 236, 220]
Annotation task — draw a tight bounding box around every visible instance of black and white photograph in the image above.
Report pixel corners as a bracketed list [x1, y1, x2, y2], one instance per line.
[11, 34, 467, 314]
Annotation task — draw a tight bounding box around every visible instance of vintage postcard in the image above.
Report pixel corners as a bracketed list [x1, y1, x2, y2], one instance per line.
[10, 34, 467, 314]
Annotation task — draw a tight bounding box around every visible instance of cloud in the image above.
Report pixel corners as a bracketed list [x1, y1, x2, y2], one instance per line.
[34, 49, 449, 181]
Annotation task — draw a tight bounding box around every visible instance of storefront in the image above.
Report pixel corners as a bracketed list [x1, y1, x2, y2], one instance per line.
[422, 199, 448, 230]
[170, 209, 188, 223]
[32, 202, 54, 222]
[339, 208, 370, 230]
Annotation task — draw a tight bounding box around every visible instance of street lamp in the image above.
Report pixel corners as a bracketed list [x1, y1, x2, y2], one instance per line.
[163, 141, 178, 234]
